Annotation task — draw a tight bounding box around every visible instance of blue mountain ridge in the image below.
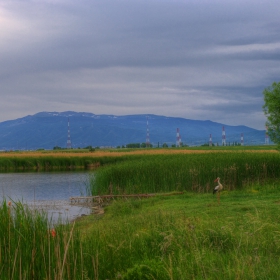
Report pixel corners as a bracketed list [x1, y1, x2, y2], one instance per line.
[0, 111, 267, 150]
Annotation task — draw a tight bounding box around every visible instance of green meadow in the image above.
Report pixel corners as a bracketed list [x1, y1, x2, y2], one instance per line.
[1, 148, 280, 279]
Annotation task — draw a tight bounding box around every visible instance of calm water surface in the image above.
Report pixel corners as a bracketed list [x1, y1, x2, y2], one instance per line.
[0, 171, 93, 223]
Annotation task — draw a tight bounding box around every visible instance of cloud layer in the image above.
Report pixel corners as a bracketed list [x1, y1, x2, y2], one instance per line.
[1, 0, 280, 129]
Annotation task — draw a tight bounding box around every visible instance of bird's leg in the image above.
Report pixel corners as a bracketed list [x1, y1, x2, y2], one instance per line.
[218, 192, 220, 205]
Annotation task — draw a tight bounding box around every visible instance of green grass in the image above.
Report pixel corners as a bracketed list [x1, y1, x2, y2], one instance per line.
[2, 183, 280, 279]
[2, 150, 280, 279]
[0, 155, 135, 171]
[0, 156, 89, 171]
[0, 145, 278, 172]
[0, 200, 83, 280]
[184, 144, 278, 150]
[91, 152, 280, 195]
[109, 145, 278, 152]
[76, 182, 280, 279]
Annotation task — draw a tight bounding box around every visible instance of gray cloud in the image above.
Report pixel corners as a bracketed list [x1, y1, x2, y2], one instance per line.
[1, 0, 280, 129]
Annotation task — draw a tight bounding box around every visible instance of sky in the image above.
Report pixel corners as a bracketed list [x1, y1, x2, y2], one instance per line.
[1, 0, 280, 130]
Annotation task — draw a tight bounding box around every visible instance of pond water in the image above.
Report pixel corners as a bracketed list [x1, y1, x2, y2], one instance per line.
[0, 171, 94, 224]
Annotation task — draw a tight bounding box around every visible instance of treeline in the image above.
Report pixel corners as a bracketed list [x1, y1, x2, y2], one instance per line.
[120, 142, 188, 148]
[123, 143, 153, 148]
[53, 145, 97, 151]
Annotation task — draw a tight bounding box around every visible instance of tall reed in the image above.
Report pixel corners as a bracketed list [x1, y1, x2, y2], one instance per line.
[91, 152, 280, 195]
[0, 155, 134, 171]
[0, 200, 86, 279]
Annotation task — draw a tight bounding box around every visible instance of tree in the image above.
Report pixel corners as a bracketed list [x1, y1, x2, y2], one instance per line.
[141, 143, 146, 148]
[263, 82, 280, 145]
[53, 146, 62, 150]
[126, 143, 140, 148]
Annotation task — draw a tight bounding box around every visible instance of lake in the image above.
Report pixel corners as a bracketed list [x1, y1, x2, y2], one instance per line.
[0, 171, 93, 224]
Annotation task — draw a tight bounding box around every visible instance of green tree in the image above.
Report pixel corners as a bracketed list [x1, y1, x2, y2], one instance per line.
[141, 143, 146, 148]
[263, 82, 280, 144]
[53, 146, 62, 150]
[126, 143, 140, 148]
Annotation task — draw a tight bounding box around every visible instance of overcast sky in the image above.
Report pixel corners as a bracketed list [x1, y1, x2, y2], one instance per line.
[1, 0, 279, 130]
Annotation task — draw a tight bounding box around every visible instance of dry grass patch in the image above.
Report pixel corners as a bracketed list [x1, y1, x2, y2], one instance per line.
[0, 148, 278, 159]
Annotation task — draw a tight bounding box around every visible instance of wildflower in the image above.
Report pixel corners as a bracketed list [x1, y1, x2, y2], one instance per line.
[51, 228, 56, 238]
[8, 201, 12, 207]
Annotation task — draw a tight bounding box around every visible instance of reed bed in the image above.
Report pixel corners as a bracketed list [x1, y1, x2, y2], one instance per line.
[91, 152, 280, 195]
[0, 155, 130, 171]
[0, 200, 85, 279]
[0, 146, 277, 171]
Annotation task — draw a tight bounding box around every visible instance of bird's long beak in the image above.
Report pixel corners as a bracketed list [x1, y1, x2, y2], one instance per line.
[214, 178, 218, 182]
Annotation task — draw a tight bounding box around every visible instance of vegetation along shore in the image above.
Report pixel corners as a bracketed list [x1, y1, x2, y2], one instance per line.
[1, 146, 280, 279]
[0, 145, 277, 171]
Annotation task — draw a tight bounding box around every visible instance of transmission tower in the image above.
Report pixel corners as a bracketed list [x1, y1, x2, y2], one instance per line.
[222, 126, 226, 146]
[176, 128, 182, 147]
[67, 118, 72, 149]
[265, 126, 269, 145]
[241, 133, 244, 146]
[209, 134, 212, 146]
[146, 116, 150, 147]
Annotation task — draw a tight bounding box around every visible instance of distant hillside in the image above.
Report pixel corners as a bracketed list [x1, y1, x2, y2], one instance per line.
[0, 111, 267, 150]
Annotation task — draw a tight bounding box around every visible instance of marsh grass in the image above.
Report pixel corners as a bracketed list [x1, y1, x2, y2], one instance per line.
[0, 155, 132, 171]
[0, 200, 87, 280]
[91, 152, 280, 195]
[0, 146, 277, 171]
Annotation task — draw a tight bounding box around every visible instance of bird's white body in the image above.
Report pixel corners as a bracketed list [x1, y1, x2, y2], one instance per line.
[213, 177, 223, 194]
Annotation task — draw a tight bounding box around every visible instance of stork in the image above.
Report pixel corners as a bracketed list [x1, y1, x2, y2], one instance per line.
[213, 177, 223, 204]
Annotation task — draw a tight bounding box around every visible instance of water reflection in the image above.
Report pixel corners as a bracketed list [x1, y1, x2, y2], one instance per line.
[0, 172, 93, 223]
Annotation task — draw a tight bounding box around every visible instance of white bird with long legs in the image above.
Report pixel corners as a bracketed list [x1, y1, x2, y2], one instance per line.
[213, 177, 223, 204]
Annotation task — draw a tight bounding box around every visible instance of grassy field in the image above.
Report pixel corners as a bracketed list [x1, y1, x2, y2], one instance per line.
[3, 184, 280, 279]
[1, 147, 280, 279]
[77, 184, 280, 279]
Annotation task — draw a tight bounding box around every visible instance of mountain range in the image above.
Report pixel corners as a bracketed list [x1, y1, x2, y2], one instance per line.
[0, 111, 267, 150]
